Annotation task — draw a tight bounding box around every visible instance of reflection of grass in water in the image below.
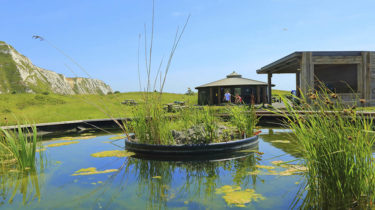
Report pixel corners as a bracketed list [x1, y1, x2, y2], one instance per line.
[0, 158, 44, 205]
[260, 130, 302, 157]
[0, 170, 42, 204]
[120, 151, 258, 209]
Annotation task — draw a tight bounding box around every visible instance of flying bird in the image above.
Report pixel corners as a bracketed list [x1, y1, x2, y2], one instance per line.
[32, 35, 44, 41]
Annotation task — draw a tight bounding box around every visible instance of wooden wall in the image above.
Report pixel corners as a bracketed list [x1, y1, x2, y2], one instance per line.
[299, 52, 375, 105]
[369, 52, 375, 105]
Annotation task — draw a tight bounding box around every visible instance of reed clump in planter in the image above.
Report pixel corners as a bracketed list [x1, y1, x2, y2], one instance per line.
[129, 104, 260, 146]
[277, 88, 375, 209]
[123, 5, 259, 151]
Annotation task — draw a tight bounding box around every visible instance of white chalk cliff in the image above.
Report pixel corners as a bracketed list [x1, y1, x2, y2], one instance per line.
[0, 41, 112, 94]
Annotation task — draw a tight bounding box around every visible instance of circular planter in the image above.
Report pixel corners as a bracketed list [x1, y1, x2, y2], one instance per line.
[125, 135, 259, 156]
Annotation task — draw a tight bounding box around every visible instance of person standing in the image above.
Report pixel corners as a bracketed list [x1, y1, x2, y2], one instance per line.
[224, 91, 231, 103]
[235, 94, 243, 104]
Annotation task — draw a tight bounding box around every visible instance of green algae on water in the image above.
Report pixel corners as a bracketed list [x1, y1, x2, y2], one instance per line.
[46, 141, 79, 147]
[271, 140, 291, 143]
[215, 185, 265, 207]
[91, 150, 135, 158]
[249, 163, 307, 176]
[215, 185, 242, 194]
[72, 167, 118, 176]
[109, 136, 125, 140]
[36, 148, 46, 152]
[255, 165, 275, 170]
[271, 160, 284, 165]
[51, 136, 96, 141]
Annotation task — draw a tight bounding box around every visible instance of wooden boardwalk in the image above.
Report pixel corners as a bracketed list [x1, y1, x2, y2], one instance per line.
[2, 111, 375, 133]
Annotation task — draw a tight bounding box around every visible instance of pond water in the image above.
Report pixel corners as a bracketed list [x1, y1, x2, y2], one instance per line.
[1, 128, 306, 209]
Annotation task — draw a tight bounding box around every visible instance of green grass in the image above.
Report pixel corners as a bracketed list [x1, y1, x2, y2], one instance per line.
[0, 89, 293, 126]
[0, 51, 27, 93]
[0, 92, 197, 126]
[272, 89, 290, 96]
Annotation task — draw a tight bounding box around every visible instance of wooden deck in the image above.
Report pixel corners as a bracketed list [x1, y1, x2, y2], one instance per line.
[2, 110, 375, 134]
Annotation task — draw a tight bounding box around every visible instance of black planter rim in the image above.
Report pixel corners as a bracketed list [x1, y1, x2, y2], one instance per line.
[125, 135, 259, 155]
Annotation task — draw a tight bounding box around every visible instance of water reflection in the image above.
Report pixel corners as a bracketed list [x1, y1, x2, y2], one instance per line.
[123, 151, 258, 209]
[0, 168, 42, 206]
[260, 129, 302, 157]
[1, 130, 309, 209]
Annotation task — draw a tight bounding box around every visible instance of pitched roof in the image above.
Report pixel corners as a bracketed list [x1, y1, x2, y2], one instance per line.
[195, 71, 269, 89]
[256, 51, 375, 74]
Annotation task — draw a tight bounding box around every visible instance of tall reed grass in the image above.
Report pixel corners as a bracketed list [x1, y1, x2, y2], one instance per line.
[127, 2, 190, 145]
[0, 126, 40, 171]
[279, 88, 375, 209]
[227, 105, 259, 138]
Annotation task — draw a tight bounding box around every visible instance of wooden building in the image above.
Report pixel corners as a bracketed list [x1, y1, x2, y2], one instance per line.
[195, 71, 270, 105]
[257, 51, 375, 105]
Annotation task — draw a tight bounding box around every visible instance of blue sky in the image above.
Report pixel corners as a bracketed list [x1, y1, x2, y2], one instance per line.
[1, 0, 375, 93]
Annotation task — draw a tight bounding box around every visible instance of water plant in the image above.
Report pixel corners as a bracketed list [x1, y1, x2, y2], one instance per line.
[126, 2, 190, 145]
[227, 105, 259, 138]
[0, 126, 40, 171]
[278, 88, 375, 209]
[130, 100, 175, 145]
[199, 107, 219, 143]
[0, 125, 44, 205]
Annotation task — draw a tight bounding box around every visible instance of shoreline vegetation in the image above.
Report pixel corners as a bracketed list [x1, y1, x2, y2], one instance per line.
[275, 87, 375, 209]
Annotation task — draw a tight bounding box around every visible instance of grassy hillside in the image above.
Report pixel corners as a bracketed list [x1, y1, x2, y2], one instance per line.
[0, 89, 290, 126]
[0, 92, 197, 126]
[0, 44, 27, 93]
[272, 89, 290, 96]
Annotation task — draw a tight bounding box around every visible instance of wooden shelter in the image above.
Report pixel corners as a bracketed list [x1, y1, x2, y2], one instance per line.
[195, 71, 270, 105]
[257, 51, 375, 105]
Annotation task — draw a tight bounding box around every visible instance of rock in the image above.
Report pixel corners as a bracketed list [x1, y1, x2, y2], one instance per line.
[218, 125, 227, 130]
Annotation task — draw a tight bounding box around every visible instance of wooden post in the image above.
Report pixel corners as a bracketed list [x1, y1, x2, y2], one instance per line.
[262, 87, 267, 104]
[369, 52, 375, 105]
[256, 86, 260, 104]
[362, 52, 369, 101]
[267, 73, 272, 104]
[296, 72, 301, 97]
[209, 87, 213, 105]
[218, 87, 221, 104]
[301, 52, 313, 98]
